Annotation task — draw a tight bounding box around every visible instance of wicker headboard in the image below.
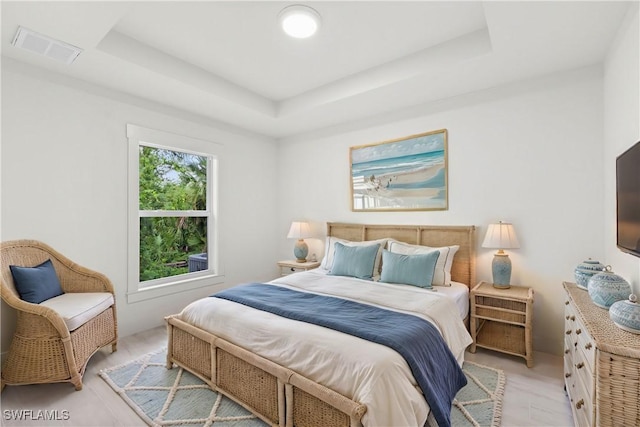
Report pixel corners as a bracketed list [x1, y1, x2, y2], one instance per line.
[326, 222, 476, 289]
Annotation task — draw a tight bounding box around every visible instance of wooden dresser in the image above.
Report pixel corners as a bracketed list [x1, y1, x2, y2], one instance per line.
[563, 282, 640, 427]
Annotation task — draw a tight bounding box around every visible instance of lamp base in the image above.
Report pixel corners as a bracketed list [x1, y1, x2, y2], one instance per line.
[492, 252, 512, 289]
[294, 239, 308, 263]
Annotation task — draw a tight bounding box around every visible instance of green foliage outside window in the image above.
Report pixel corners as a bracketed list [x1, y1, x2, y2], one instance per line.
[139, 146, 208, 282]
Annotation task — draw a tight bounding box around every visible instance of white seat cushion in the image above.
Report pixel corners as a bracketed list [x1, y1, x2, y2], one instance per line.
[40, 292, 114, 331]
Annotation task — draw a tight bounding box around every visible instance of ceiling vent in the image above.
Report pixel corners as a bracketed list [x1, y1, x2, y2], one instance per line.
[11, 26, 82, 64]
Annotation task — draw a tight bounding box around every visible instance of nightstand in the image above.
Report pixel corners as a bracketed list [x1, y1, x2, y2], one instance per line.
[277, 260, 320, 276]
[470, 281, 534, 367]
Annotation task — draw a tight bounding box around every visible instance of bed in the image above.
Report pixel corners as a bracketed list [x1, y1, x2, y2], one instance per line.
[165, 222, 476, 427]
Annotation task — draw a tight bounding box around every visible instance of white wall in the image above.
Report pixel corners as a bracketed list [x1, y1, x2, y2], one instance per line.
[1, 60, 279, 355]
[3, 9, 635, 360]
[603, 5, 640, 293]
[276, 66, 605, 355]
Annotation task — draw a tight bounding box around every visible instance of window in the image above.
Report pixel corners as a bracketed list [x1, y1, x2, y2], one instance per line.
[127, 124, 222, 302]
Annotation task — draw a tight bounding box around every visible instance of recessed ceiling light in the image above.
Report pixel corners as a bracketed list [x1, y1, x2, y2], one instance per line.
[278, 5, 321, 39]
[11, 26, 82, 64]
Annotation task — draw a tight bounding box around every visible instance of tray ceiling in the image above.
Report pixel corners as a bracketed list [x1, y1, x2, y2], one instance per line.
[1, 1, 632, 139]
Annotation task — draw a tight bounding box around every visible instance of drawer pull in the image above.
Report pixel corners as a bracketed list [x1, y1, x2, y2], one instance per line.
[576, 328, 582, 335]
[570, 315, 576, 321]
[564, 349, 570, 354]
[565, 300, 570, 305]
[565, 373, 572, 378]
[576, 362, 584, 369]
[585, 343, 593, 350]
[290, 267, 295, 272]
[576, 399, 584, 410]
[566, 329, 572, 335]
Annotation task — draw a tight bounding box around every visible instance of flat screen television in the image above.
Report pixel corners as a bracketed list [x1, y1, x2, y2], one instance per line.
[617, 140, 640, 258]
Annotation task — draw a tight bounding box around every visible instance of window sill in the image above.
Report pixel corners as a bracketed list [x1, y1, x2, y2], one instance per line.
[127, 273, 225, 303]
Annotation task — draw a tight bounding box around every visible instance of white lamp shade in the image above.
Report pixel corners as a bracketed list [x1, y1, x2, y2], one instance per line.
[287, 221, 311, 239]
[482, 222, 520, 249]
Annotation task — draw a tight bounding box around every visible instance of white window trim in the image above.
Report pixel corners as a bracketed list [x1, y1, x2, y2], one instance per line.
[127, 124, 224, 303]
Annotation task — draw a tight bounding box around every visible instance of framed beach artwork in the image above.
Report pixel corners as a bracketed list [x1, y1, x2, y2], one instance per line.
[350, 129, 448, 211]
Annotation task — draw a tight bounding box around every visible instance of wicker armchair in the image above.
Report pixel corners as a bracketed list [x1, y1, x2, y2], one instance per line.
[1, 240, 117, 391]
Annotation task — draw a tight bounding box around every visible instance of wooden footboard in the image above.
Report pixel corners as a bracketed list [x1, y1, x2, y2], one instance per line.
[165, 315, 366, 427]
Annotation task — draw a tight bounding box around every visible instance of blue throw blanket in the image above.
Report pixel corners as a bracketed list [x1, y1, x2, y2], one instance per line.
[212, 283, 466, 427]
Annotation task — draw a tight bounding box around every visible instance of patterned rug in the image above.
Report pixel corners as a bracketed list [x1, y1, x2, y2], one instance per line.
[100, 349, 504, 427]
[452, 360, 505, 427]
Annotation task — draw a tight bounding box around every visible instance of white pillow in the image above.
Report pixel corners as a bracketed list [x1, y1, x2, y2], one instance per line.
[387, 241, 459, 286]
[320, 237, 388, 279]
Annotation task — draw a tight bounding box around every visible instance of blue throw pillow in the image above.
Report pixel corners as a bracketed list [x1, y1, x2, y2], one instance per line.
[328, 242, 380, 280]
[9, 259, 64, 304]
[380, 250, 440, 289]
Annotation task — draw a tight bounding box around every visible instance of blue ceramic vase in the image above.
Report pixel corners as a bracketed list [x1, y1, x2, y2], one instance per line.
[588, 266, 631, 310]
[492, 253, 512, 289]
[574, 258, 605, 290]
[609, 294, 640, 334]
[293, 239, 309, 262]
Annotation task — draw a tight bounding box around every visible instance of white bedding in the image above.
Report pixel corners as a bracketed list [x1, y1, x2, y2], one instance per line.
[432, 281, 470, 320]
[179, 269, 472, 427]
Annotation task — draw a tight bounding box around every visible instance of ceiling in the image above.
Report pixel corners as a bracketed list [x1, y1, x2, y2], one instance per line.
[1, 1, 632, 140]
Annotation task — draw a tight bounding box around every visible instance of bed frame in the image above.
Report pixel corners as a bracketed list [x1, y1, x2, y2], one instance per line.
[165, 223, 476, 427]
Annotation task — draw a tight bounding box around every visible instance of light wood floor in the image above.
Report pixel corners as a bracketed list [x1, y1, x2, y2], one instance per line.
[1, 326, 574, 427]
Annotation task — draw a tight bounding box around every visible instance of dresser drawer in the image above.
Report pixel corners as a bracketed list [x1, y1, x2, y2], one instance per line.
[564, 322, 575, 345]
[280, 266, 307, 275]
[565, 302, 577, 336]
[277, 261, 320, 277]
[564, 352, 575, 390]
[568, 300, 596, 372]
[575, 321, 595, 371]
[564, 334, 575, 363]
[573, 343, 594, 401]
[571, 379, 592, 427]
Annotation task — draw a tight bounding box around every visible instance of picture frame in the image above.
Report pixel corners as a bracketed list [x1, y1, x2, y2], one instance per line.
[350, 129, 448, 211]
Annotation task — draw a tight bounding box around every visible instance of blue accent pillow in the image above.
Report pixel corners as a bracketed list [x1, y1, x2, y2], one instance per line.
[9, 259, 64, 304]
[380, 250, 440, 289]
[328, 242, 381, 280]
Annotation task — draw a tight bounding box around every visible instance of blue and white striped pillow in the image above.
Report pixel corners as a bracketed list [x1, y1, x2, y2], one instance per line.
[320, 237, 388, 280]
[380, 250, 440, 289]
[328, 242, 382, 280]
[387, 241, 459, 286]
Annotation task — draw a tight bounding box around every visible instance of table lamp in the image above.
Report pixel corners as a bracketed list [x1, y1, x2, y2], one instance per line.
[287, 221, 312, 262]
[482, 221, 520, 288]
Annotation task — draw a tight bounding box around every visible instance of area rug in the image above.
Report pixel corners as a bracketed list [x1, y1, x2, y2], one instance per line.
[451, 360, 505, 427]
[100, 349, 505, 427]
